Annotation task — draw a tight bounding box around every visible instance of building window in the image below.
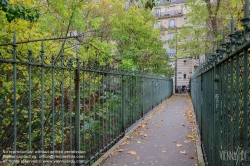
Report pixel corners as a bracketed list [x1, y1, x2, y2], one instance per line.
[184, 74, 186, 79]
[169, 33, 174, 40]
[155, 8, 161, 16]
[170, 5, 175, 15]
[169, 48, 175, 58]
[184, 60, 187, 65]
[154, 21, 161, 28]
[169, 19, 175, 28]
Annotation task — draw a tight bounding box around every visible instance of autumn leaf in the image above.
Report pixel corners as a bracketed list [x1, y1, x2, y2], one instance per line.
[173, 140, 177, 143]
[125, 135, 133, 139]
[121, 141, 130, 145]
[127, 151, 137, 155]
[189, 156, 194, 159]
[144, 134, 148, 137]
[133, 130, 139, 135]
[186, 134, 195, 139]
[141, 122, 148, 128]
[116, 149, 125, 152]
[162, 150, 166, 153]
[180, 151, 187, 155]
[176, 143, 182, 147]
[111, 151, 116, 156]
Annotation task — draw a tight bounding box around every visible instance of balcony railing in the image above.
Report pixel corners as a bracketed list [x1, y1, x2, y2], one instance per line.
[155, 9, 183, 18]
[168, 53, 175, 58]
[168, 25, 177, 29]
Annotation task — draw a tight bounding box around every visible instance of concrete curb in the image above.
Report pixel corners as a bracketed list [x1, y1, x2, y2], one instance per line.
[189, 97, 205, 166]
[91, 98, 170, 166]
[193, 122, 206, 166]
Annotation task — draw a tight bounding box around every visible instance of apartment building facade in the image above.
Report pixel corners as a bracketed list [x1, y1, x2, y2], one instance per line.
[154, 0, 199, 92]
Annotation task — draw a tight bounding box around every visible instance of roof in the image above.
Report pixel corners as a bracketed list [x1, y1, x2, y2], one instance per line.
[155, 0, 186, 6]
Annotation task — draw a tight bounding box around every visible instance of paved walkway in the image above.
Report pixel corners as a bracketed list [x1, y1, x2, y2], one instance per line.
[96, 94, 198, 166]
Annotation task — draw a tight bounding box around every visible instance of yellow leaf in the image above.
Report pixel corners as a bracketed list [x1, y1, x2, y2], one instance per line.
[176, 143, 182, 147]
[127, 151, 136, 155]
[180, 151, 187, 155]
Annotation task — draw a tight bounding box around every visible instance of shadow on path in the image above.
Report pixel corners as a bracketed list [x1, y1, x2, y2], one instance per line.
[96, 94, 198, 166]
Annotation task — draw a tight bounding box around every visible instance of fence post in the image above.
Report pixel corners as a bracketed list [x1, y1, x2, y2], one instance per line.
[214, 42, 223, 165]
[121, 75, 126, 133]
[74, 58, 80, 165]
[12, 31, 17, 166]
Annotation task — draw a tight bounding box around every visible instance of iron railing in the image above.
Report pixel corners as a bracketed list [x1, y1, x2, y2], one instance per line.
[155, 9, 183, 18]
[0, 33, 173, 165]
[190, 1, 249, 165]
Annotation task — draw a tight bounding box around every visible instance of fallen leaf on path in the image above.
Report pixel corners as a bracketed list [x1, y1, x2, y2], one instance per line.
[127, 150, 137, 155]
[116, 149, 125, 152]
[133, 130, 139, 135]
[137, 140, 141, 144]
[176, 143, 182, 147]
[125, 135, 133, 139]
[141, 122, 148, 128]
[186, 134, 195, 139]
[144, 134, 148, 137]
[121, 141, 130, 145]
[162, 150, 166, 153]
[182, 123, 186, 126]
[162, 134, 167, 136]
[138, 131, 144, 136]
[173, 140, 177, 143]
[190, 156, 194, 159]
[180, 151, 187, 155]
[154, 123, 159, 128]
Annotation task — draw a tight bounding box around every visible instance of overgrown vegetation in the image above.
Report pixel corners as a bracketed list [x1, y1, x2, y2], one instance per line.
[0, 0, 173, 165]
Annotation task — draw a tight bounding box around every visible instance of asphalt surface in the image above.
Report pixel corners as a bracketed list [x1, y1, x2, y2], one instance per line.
[101, 94, 198, 166]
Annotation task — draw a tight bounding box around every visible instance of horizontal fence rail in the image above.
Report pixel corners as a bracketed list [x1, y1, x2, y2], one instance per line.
[0, 34, 173, 165]
[190, 1, 249, 165]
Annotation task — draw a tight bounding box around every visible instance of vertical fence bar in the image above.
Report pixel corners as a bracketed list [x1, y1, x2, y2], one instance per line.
[60, 53, 65, 159]
[98, 67, 101, 152]
[235, 54, 240, 166]
[12, 32, 17, 166]
[214, 60, 220, 165]
[93, 72, 97, 154]
[230, 58, 234, 166]
[51, 55, 55, 166]
[102, 72, 105, 149]
[121, 75, 126, 133]
[69, 59, 73, 161]
[243, 48, 249, 166]
[40, 42, 45, 166]
[74, 58, 80, 166]
[82, 68, 86, 156]
[141, 77, 144, 118]
[28, 50, 32, 166]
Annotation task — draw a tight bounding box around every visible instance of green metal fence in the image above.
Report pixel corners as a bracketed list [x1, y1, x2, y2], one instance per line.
[0, 33, 173, 165]
[190, 1, 249, 166]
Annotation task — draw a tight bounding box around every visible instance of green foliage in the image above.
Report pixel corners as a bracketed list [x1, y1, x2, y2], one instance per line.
[0, 1, 173, 162]
[0, 0, 39, 23]
[176, 0, 245, 59]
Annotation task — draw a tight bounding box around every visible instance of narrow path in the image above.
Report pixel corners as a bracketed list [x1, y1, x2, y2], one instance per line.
[99, 94, 198, 166]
